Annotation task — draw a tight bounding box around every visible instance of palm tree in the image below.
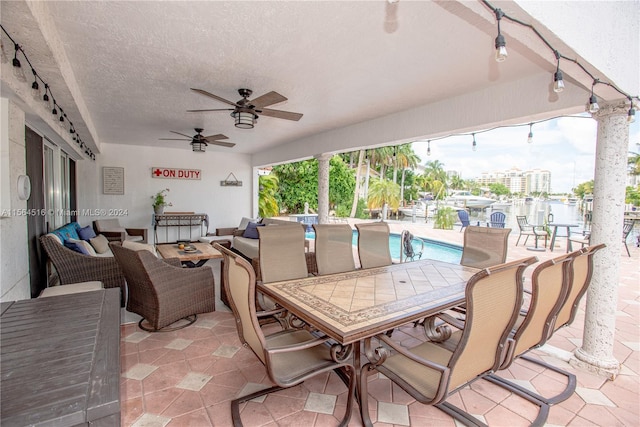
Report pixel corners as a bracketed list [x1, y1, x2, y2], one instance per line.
[367, 178, 400, 220]
[258, 174, 279, 218]
[395, 144, 420, 205]
[349, 149, 365, 217]
[449, 174, 466, 190]
[629, 152, 640, 175]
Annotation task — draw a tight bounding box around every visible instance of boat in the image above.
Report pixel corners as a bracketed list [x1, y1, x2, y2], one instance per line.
[565, 197, 578, 205]
[398, 200, 437, 218]
[445, 191, 496, 209]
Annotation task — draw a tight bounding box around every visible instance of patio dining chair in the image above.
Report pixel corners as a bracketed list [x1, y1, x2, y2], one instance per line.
[312, 223, 356, 275]
[568, 220, 632, 256]
[214, 244, 356, 427]
[488, 211, 506, 228]
[481, 245, 605, 412]
[515, 215, 547, 248]
[355, 221, 392, 268]
[359, 256, 537, 427]
[460, 225, 511, 269]
[256, 224, 309, 283]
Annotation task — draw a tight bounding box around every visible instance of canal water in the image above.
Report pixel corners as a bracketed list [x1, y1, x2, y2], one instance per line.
[399, 200, 589, 232]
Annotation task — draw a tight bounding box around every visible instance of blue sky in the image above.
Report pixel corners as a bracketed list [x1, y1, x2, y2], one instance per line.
[411, 115, 640, 194]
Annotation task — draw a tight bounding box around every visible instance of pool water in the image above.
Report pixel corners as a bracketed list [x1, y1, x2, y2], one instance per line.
[305, 231, 462, 264]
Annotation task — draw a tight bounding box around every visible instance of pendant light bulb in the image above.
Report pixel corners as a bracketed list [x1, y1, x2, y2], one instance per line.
[527, 124, 533, 144]
[12, 45, 27, 82]
[628, 107, 636, 124]
[31, 69, 40, 100]
[493, 9, 507, 62]
[472, 134, 477, 152]
[553, 70, 565, 93]
[588, 94, 599, 114]
[427, 140, 431, 156]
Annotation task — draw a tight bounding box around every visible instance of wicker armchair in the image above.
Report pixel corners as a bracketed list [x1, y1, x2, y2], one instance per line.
[110, 242, 215, 331]
[40, 234, 126, 305]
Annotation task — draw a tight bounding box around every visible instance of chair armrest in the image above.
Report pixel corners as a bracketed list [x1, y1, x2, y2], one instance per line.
[265, 333, 331, 354]
[232, 229, 245, 237]
[216, 227, 238, 236]
[101, 230, 127, 242]
[435, 312, 465, 330]
[162, 257, 182, 268]
[375, 334, 450, 374]
[125, 228, 148, 243]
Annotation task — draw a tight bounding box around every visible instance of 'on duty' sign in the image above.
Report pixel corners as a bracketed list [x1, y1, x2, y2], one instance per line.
[152, 167, 201, 180]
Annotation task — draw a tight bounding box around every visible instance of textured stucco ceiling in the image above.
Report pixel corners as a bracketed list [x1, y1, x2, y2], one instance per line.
[1, 0, 627, 160]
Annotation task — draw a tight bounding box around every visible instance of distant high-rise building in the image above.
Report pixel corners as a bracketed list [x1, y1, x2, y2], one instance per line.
[475, 167, 551, 195]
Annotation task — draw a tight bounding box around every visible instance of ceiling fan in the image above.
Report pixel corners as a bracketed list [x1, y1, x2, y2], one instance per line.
[188, 88, 303, 129]
[159, 128, 235, 152]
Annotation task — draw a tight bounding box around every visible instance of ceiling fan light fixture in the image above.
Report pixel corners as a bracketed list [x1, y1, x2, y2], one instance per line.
[232, 110, 256, 129]
[191, 140, 207, 152]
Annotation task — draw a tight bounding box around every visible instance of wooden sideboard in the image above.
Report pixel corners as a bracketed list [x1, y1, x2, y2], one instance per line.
[153, 212, 209, 243]
[1, 288, 121, 426]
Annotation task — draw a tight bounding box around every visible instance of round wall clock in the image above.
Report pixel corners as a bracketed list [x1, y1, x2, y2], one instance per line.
[17, 175, 31, 201]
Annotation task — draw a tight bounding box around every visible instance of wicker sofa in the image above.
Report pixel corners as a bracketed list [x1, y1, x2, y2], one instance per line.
[40, 222, 126, 305]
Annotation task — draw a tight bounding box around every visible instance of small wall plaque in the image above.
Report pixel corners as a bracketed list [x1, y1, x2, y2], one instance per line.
[220, 172, 242, 187]
[103, 167, 124, 195]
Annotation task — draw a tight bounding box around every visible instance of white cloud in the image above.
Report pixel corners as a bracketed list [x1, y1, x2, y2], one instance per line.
[412, 116, 639, 193]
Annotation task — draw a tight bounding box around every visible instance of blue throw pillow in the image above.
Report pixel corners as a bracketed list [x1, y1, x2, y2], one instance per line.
[51, 222, 81, 244]
[78, 225, 97, 241]
[242, 222, 264, 239]
[64, 240, 90, 255]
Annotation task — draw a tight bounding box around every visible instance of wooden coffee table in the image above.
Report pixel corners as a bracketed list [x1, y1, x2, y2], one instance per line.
[156, 242, 223, 267]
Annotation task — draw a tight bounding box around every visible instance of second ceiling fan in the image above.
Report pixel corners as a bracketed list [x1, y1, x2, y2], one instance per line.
[159, 128, 235, 152]
[188, 88, 303, 129]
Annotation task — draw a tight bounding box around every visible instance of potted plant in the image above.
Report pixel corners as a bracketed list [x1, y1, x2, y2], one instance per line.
[151, 188, 172, 214]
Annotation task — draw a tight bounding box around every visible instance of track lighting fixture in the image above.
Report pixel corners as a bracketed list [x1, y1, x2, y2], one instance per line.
[493, 9, 507, 62]
[527, 123, 533, 144]
[427, 140, 431, 156]
[472, 133, 477, 151]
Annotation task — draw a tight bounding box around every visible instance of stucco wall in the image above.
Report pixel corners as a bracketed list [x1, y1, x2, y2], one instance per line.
[0, 99, 31, 302]
[75, 143, 256, 243]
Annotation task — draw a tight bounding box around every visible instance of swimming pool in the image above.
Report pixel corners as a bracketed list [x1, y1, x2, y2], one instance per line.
[305, 231, 462, 264]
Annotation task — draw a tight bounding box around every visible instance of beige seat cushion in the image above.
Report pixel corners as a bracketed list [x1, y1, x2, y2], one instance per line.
[123, 240, 157, 256]
[39, 281, 103, 298]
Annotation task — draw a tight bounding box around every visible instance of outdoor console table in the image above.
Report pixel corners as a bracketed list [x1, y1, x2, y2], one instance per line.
[153, 212, 208, 244]
[1, 289, 121, 426]
[257, 259, 478, 426]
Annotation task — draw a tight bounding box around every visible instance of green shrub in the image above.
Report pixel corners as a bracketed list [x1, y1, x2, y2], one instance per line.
[434, 206, 456, 230]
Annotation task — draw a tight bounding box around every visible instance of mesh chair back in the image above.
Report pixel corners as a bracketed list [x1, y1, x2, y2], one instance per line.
[216, 244, 268, 364]
[355, 222, 392, 268]
[554, 243, 605, 331]
[489, 211, 506, 228]
[258, 224, 308, 283]
[460, 225, 511, 269]
[509, 251, 580, 361]
[312, 224, 356, 275]
[448, 256, 537, 390]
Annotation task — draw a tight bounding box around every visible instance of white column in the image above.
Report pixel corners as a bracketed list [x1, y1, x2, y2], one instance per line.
[571, 100, 629, 379]
[316, 153, 331, 224]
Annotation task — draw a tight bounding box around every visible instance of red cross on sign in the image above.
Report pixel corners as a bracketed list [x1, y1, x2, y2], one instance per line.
[151, 167, 202, 180]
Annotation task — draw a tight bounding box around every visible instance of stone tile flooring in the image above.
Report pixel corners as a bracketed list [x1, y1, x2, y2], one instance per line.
[120, 223, 639, 426]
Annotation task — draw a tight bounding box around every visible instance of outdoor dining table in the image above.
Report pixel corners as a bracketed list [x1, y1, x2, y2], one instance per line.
[256, 258, 479, 425]
[548, 223, 579, 252]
